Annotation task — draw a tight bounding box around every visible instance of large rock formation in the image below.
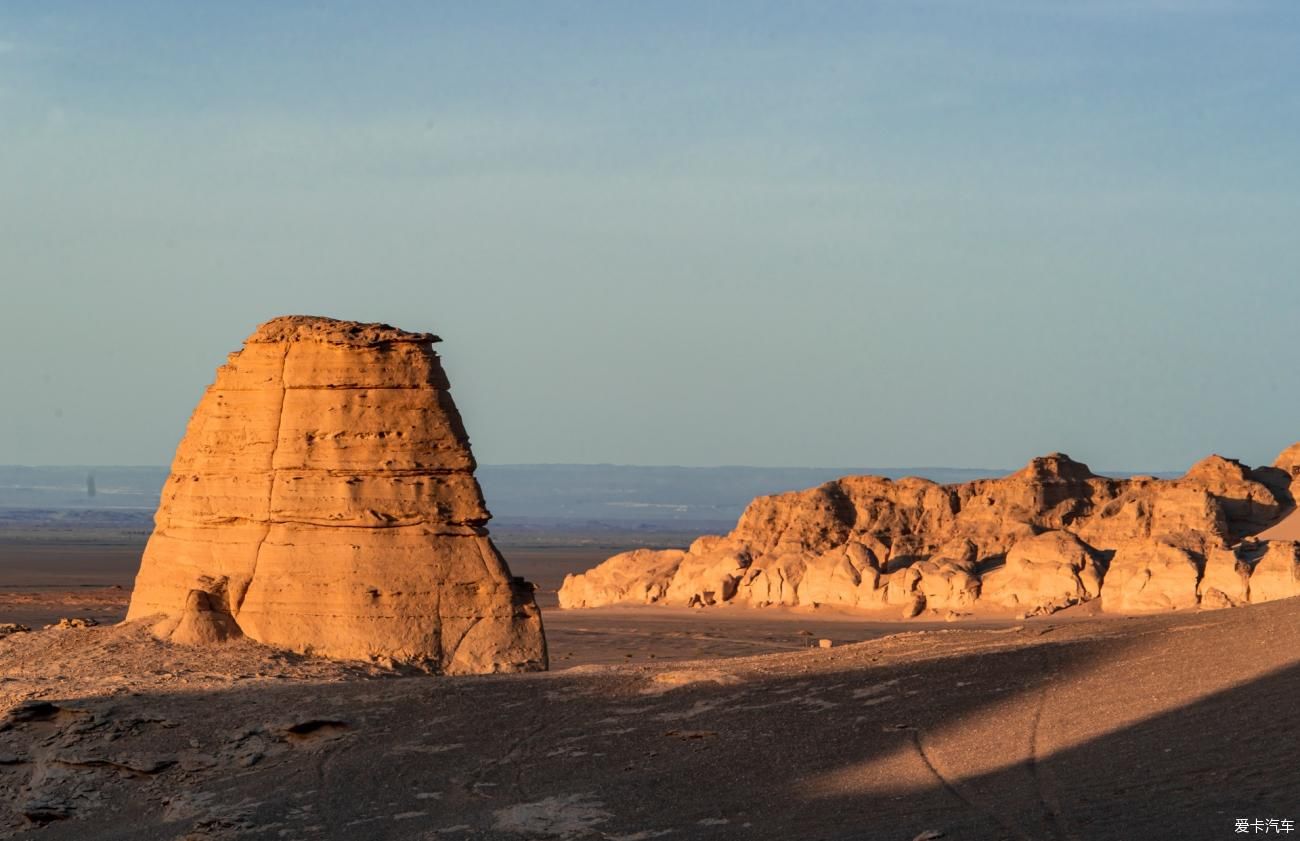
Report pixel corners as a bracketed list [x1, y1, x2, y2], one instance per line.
[560, 446, 1300, 617]
[127, 316, 547, 674]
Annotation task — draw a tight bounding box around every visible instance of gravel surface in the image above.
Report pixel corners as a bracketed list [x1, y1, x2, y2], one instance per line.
[1, 599, 1297, 839]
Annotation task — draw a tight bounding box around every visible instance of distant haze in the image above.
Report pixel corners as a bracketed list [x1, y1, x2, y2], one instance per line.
[1, 4, 1298, 471]
[0, 463, 1184, 527]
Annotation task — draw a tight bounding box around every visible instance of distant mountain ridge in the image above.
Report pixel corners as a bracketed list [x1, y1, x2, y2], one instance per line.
[0, 463, 1178, 524]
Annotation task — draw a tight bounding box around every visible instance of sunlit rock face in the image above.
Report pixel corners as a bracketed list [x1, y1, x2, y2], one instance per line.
[127, 315, 547, 674]
[562, 449, 1300, 618]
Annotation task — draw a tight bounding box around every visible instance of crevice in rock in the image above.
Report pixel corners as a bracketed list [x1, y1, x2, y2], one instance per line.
[237, 342, 291, 617]
[445, 616, 485, 670]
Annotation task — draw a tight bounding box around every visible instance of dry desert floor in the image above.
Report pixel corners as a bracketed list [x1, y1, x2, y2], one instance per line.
[0, 539, 1297, 840]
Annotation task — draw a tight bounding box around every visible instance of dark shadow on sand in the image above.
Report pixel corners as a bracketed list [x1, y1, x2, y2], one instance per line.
[3, 604, 1298, 840]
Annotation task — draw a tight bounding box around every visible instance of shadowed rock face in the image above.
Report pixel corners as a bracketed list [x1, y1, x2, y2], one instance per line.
[560, 447, 1300, 617]
[127, 315, 546, 674]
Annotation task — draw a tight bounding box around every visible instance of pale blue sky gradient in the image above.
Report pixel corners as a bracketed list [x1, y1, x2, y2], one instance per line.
[2, 2, 1298, 470]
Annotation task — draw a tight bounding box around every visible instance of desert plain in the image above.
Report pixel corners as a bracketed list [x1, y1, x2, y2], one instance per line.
[3, 512, 1300, 840]
[3, 317, 1298, 841]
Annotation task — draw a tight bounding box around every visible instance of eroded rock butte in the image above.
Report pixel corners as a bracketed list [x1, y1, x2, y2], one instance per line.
[127, 315, 547, 673]
[560, 449, 1300, 617]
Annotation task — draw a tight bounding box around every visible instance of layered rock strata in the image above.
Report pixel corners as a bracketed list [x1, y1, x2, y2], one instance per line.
[127, 316, 547, 674]
[560, 447, 1300, 617]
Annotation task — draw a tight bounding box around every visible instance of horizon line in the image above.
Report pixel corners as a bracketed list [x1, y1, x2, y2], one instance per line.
[0, 461, 1195, 476]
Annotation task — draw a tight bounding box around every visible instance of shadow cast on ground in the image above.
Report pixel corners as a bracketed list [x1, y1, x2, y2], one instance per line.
[1, 601, 1297, 840]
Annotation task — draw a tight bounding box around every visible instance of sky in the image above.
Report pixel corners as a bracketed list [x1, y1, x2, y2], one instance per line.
[1, 1, 1298, 471]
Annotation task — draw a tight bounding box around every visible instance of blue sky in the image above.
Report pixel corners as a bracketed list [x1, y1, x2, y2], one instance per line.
[1, 2, 1298, 470]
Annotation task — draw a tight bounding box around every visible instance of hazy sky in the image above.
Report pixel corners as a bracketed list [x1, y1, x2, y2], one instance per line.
[2, 2, 1298, 471]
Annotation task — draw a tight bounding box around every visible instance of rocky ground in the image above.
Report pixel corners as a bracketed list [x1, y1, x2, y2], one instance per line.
[0, 588, 129, 630]
[2, 598, 1298, 840]
[0, 584, 1037, 668]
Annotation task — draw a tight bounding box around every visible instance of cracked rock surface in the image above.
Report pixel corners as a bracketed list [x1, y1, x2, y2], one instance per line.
[126, 315, 546, 674]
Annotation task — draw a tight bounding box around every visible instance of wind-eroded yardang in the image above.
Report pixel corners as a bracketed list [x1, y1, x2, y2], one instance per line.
[126, 315, 546, 674]
[560, 447, 1300, 618]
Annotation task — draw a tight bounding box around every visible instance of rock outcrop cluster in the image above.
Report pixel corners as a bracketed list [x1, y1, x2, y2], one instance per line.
[559, 448, 1300, 617]
[127, 316, 547, 673]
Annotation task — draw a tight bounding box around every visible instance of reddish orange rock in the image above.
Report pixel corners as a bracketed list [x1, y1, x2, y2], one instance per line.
[127, 316, 546, 674]
[561, 448, 1299, 617]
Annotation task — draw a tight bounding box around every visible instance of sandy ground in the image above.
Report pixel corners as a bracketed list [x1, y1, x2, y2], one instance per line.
[0, 543, 142, 589]
[1, 599, 1298, 839]
[3, 536, 1299, 839]
[1256, 506, 1300, 541]
[0, 589, 128, 631]
[0, 540, 1047, 666]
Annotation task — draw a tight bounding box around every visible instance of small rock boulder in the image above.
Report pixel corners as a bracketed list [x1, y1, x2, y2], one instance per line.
[1248, 541, 1300, 604]
[45, 618, 98, 630]
[1101, 540, 1202, 613]
[168, 589, 243, 645]
[1198, 546, 1252, 609]
[1181, 455, 1287, 539]
[798, 543, 880, 607]
[734, 553, 807, 607]
[911, 539, 981, 611]
[1275, 443, 1300, 485]
[981, 530, 1102, 613]
[665, 545, 753, 607]
[557, 549, 685, 608]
